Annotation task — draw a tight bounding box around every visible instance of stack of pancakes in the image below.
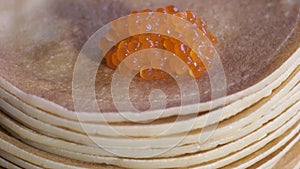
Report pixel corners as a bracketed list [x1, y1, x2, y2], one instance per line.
[0, 0, 299, 168]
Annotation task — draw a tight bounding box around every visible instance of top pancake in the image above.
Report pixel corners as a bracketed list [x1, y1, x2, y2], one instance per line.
[0, 0, 299, 113]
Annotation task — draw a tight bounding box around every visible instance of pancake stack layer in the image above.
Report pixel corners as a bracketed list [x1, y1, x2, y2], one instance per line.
[0, 0, 299, 168]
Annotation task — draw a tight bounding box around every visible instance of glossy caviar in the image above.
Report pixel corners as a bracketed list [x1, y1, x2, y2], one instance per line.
[100, 5, 217, 80]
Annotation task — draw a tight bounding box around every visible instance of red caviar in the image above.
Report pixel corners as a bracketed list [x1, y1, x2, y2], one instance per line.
[100, 5, 217, 80]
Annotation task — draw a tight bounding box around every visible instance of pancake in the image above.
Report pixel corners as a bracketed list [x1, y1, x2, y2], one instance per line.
[1, 106, 299, 168]
[0, 157, 21, 169]
[0, 65, 298, 140]
[0, 67, 299, 153]
[0, 128, 119, 169]
[0, 150, 41, 169]
[254, 134, 300, 169]
[273, 139, 300, 168]
[1, 83, 299, 152]
[1, 81, 299, 158]
[0, 0, 299, 122]
[0, 0, 300, 168]
[0, 156, 20, 169]
[213, 123, 300, 169]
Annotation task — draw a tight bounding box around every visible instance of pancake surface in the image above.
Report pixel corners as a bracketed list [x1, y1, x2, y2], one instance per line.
[0, 0, 299, 169]
[0, 0, 299, 113]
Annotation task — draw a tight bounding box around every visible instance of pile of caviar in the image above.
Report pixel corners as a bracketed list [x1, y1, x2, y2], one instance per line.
[100, 5, 217, 80]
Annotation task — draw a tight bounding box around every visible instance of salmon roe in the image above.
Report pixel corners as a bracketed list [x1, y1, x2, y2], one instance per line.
[100, 5, 217, 80]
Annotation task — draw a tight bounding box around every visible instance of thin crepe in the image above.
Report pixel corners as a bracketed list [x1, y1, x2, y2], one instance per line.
[0, 0, 299, 120]
[0, 67, 299, 154]
[1, 108, 299, 168]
